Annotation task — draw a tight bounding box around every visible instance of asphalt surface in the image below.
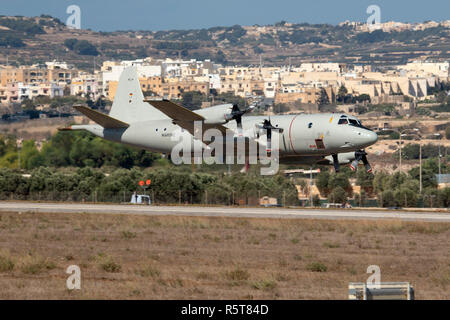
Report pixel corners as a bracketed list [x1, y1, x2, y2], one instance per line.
[0, 201, 449, 222]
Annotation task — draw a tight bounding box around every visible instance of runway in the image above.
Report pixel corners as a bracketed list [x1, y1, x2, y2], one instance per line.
[0, 201, 449, 222]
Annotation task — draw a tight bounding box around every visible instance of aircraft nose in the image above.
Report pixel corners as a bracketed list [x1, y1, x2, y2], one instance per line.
[364, 130, 378, 145]
[368, 131, 378, 144]
[354, 129, 378, 148]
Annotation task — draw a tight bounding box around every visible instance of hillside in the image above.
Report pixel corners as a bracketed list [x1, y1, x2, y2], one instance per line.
[0, 15, 449, 70]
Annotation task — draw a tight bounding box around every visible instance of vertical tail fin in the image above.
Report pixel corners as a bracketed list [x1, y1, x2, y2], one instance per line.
[108, 66, 168, 123]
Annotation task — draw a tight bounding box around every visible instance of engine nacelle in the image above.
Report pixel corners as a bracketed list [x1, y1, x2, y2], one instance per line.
[324, 152, 356, 165]
[194, 103, 233, 125]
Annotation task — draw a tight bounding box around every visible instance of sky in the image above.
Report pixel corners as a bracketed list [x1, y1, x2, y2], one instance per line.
[1, 0, 449, 31]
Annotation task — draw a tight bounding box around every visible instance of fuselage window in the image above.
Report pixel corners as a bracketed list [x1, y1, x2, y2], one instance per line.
[308, 122, 313, 128]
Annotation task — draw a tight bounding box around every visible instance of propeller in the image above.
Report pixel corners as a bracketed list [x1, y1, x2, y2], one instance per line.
[225, 104, 255, 136]
[260, 118, 283, 154]
[350, 150, 372, 173]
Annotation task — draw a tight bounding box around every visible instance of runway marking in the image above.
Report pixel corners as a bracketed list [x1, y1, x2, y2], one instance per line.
[0, 202, 449, 222]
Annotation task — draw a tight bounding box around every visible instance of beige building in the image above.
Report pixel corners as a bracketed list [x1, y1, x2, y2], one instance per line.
[107, 77, 209, 101]
[275, 87, 336, 104]
[0, 64, 77, 87]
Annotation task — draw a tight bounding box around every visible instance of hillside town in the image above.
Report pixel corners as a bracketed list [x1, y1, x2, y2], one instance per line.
[1, 58, 448, 110]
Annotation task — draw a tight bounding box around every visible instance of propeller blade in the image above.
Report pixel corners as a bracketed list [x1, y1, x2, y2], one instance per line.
[232, 104, 240, 113]
[259, 118, 283, 154]
[236, 115, 243, 136]
[266, 127, 272, 152]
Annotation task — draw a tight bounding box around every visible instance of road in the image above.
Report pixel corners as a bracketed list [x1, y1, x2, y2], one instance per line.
[0, 201, 449, 222]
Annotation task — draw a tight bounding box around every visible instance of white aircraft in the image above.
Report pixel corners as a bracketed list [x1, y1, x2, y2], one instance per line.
[61, 67, 378, 172]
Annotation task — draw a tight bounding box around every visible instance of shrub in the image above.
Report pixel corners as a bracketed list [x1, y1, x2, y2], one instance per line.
[306, 262, 327, 272]
[101, 259, 122, 273]
[137, 265, 160, 278]
[20, 256, 55, 274]
[121, 231, 137, 239]
[251, 280, 277, 291]
[225, 268, 250, 281]
[0, 255, 14, 272]
[323, 241, 340, 248]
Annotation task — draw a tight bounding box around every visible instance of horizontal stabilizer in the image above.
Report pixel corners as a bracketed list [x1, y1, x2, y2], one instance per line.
[74, 105, 129, 129]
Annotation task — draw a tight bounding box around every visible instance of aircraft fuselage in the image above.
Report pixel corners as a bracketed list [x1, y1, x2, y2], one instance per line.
[76, 112, 378, 164]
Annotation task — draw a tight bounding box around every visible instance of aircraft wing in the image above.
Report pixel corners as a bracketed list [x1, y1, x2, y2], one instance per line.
[144, 99, 228, 136]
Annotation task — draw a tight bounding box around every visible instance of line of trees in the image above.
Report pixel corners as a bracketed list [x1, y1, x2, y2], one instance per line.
[314, 163, 450, 208]
[0, 129, 448, 207]
[0, 166, 299, 205]
[0, 131, 161, 170]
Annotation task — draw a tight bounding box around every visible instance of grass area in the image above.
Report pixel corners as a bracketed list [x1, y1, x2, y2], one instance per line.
[0, 211, 448, 299]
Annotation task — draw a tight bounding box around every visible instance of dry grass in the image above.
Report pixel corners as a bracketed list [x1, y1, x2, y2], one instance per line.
[0, 211, 449, 299]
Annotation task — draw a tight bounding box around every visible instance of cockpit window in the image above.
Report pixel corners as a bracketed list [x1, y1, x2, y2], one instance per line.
[338, 115, 372, 131]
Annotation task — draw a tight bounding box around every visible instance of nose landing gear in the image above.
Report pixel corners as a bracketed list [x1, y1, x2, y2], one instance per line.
[350, 150, 372, 173]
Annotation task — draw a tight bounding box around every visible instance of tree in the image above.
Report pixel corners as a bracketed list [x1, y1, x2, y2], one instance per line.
[437, 187, 450, 208]
[312, 194, 321, 207]
[273, 103, 289, 114]
[64, 38, 99, 56]
[64, 38, 78, 50]
[21, 98, 35, 111]
[328, 186, 347, 204]
[337, 85, 348, 104]
[20, 140, 40, 170]
[353, 94, 371, 103]
[0, 168, 29, 197]
[436, 91, 448, 104]
[394, 187, 417, 207]
[328, 173, 352, 196]
[215, 50, 227, 64]
[215, 92, 246, 109]
[0, 34, 25, 48]
[356, 170, 374, 194]
[408, 161, 438, 190]
[316, 171, 331, 196]
[379, 190, 396, 207]
[181, 91, 206, 110]
[317, 88, 329, 106]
